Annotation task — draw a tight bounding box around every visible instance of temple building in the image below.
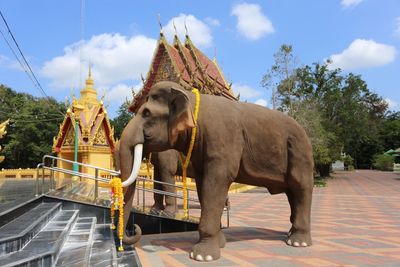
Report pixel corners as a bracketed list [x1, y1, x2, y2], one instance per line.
[129, 30, 237, 112]
[52, 70, 116, 178]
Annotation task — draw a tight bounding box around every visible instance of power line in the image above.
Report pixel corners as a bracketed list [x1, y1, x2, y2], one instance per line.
[0, 110, 64, 119]
[11, 117, 64, 123]
[0, 30, 39, 92]
[0, 10, 65, 117]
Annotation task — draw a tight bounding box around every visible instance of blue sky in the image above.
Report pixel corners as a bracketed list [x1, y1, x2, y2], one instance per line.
[0, 0, 399, 118]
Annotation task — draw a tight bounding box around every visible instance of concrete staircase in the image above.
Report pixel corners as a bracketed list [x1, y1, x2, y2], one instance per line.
[0, 202, 140, 267]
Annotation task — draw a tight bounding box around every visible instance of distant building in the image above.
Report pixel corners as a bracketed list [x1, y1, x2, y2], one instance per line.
[52, 70, 116, 180]
[129, 30, 237, 113]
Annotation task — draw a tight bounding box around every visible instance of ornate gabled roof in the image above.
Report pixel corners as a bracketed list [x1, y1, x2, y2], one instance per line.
[129, 32, 237, 113]
[52, 70, 116, 152]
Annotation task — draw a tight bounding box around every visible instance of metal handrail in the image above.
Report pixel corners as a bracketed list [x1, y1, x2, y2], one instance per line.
[42, 155, 120, 175]
[35, 155, 229, 226]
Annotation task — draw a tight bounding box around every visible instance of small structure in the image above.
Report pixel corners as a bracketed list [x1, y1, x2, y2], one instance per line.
[129, 30, 237, 112]
[52, 70, 116, 179]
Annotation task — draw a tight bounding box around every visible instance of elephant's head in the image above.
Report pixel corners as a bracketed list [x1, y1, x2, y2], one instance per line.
[117, 81, 195, 244]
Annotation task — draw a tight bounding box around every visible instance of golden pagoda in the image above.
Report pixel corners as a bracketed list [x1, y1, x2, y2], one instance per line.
[52, 69, 116, 179]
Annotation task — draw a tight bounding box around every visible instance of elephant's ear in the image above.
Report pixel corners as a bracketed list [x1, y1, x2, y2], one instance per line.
[168, 87, 195, 146]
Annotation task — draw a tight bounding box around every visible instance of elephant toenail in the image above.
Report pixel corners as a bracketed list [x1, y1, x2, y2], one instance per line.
[293, 241, 300, 247]
[301, 242, 307, 247]
[287, 239, 292, 245]
[205, 255, 213, 261]
[195, 254, 204, 261]
[189, 252, 194, 259]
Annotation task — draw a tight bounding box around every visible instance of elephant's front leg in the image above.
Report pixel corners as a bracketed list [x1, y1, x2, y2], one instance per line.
[190, 161, 230, 261]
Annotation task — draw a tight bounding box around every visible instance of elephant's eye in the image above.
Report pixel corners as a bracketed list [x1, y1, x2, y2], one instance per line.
[142, 108, 151, 118]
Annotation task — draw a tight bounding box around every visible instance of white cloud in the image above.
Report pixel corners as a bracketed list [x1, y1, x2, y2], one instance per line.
[254, 98, 267, 107]
[328, 39, 397, 70]
[341, 0, 363, 8]
[0, 54, 22, 71]
[104, 83, 142, 106]
[205, 17, 220, 27]
[394, 17, 400, 38]
[385, 98, 398, 110]
[41, 33, 157, 89]
[231, 3, 275, 40]
[232, 83, 262, 99]
[164, 14, 213, 48]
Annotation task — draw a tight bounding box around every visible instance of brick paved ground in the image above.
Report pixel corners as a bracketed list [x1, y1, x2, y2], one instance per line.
[135, 170, 400, 266]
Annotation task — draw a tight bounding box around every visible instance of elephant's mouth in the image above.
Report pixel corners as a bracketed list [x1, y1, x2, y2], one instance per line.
[144, 133, 152, 142]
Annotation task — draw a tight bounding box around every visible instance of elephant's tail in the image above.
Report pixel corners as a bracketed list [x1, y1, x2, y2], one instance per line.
[123, 224, 142, 245]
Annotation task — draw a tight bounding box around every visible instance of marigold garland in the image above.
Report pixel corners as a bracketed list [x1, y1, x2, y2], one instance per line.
[110, 177, 125, 251]
[181, 88, 200, 219]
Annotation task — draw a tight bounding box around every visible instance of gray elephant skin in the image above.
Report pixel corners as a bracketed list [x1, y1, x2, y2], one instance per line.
[117, 81, 314, 261]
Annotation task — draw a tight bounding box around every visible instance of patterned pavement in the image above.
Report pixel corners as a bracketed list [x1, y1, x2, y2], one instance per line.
[135, 170, 400, 266]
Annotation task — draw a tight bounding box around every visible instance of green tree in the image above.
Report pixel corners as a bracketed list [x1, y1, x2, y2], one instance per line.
[0, 84, 66, 168]
[292, 63, 387, 168]
[261, 44, 297, 110]
[372, 154, 394, 171]
[380, 112, 400, 151]
[110, 100, 133, 140]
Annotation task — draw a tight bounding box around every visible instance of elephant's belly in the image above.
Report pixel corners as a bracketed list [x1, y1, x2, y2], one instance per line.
[236, 166, 287, 192]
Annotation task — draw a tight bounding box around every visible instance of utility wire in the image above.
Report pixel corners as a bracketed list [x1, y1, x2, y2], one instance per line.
[0, 110, 64, 118]
[11, 117, 64, 123]
[0, 10, 65, 117]
[0, 30, 39, 92]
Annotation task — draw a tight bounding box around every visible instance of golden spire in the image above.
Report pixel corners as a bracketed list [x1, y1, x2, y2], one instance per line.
[79, 67, 98, 104]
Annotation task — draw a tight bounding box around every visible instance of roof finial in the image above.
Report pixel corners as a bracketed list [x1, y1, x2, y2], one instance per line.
[173, 20, 178, 36]
[184, 16, 189, 37]
[213, 47, 217, 61]
[157, 13, 163, 34]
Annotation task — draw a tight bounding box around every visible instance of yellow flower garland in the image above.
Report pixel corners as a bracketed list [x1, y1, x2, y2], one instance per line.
[110, 177, 125, 251]
[182, 88, 200, 219]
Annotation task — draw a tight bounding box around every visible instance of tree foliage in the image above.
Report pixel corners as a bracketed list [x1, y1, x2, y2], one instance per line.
[110, 100, 133, 140]
[261, 45, 392, 174]
[0, 84, 66, 168]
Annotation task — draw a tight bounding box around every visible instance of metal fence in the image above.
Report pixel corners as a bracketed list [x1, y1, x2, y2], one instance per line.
[36, 155, 230, 226]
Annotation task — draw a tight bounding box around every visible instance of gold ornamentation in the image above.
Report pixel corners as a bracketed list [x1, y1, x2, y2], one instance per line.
[181, 88, 200, 219]
[63, 125, 75, 146]
[93, 126, 108, 145]
[110, 177, 124, 251]
[0, 119, 10, 163]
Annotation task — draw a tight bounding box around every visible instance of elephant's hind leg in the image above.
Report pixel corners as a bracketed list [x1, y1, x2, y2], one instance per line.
[286, 139, 313, 247]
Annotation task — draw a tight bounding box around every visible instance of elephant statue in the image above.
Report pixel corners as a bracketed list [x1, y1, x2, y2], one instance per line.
[149, 150, 180, 217]
[117, 81, 314, 261]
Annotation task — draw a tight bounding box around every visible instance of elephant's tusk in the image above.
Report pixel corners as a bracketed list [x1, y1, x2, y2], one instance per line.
[122, 144, 143, 187]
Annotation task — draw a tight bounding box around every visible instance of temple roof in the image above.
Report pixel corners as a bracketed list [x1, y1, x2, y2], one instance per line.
[52, 70, 116, 153]
[129, 32, 237, 113]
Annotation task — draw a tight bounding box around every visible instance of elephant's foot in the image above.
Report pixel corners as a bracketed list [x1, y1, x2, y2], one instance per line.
[162, 205, 177, 218]
[286, 228, 312, 247]
[149, 206, 163, 216]
[189, 232, 225, 262]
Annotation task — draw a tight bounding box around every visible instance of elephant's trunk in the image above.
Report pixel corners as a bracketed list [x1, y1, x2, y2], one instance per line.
[118, 116, 145, 245]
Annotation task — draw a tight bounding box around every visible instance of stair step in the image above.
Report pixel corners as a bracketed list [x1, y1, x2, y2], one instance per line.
[89, 224, 141, 267]
[0, 202, 61, 256]
[0, 209, 78, 267]
[89, 224, 117, 267]
[55, 217, 97, 266]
